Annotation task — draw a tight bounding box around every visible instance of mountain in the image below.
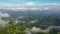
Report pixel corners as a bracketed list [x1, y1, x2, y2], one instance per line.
[0, 5, 60, 28]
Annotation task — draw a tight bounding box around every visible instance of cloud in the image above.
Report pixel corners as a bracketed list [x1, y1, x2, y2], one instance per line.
[24, 26, 54, 34]
[24, 28, 32, 34]
[29, 20, 38, 23]
[0, 4, 60, 11]
[30, 26, 53, 33]
[1, 2, 36, 6]
[44, 7, 49, 10]
[0, 12, 10, 27]
[25, 2, 35, 5]
[30, 27, 41, 33]
[0, 12, 10, 17]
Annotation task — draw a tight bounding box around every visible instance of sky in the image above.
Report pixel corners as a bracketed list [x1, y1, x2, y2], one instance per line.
[0, 0, 60, 6]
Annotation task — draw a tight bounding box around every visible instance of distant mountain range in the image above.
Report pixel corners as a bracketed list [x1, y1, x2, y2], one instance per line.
[0, 5, 60, 11]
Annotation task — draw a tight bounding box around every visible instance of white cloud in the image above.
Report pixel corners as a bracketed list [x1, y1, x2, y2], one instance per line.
[24, 28, 32, 34]
[26, 2, 35, 5]
[24, 26, 53, 34]
[51, 3, 60, 5]
[0, 12, 10, 18]
[0, 3, 60, 10]
[30, 27, 41, 33]
[30, 26, 53, 33]
[23, 2, 36, 6]
[29, 20, 38, 23]
[44, 7, 49, 10]
[0, 12, 10, 27]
